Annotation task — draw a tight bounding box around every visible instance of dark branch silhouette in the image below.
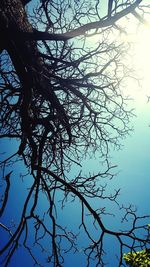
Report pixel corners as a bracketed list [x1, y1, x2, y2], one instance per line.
[0, 0, 149, 266]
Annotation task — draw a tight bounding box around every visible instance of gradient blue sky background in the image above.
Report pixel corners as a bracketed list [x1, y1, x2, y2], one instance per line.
[1, 1, 150, 266]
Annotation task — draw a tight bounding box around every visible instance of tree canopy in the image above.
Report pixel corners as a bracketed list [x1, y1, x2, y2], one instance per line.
[123, 249, 150, 266]
[0, 0, 150, 266]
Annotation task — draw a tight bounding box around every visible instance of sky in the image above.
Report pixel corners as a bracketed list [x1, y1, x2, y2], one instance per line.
[112, 22, 150, 213]
[1, 1, 150, 267]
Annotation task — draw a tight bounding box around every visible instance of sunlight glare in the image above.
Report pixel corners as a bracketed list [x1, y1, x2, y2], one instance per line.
[88, 20, 150, 103]
[122, 21, 150, 102]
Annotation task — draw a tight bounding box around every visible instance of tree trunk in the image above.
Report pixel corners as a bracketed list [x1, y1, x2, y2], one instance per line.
[0, 0, 43, 82]
[0, 0, 71, 152]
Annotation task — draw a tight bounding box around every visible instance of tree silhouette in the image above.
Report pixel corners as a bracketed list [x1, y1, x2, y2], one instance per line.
[0, 0, 150, 266]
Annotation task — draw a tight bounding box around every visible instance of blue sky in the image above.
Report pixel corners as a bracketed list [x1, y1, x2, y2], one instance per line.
[1, 79, 150, 267]
[1, 2, 150, 266]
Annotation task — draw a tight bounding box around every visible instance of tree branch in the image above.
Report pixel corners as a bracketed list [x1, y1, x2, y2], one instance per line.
[15, 0, 142, 41]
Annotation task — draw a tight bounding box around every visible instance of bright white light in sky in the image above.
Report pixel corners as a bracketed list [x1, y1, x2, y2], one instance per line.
[87, 18, 150, 211]
[88, 19, 150, 103]
[112, 20, 150, 211]
[134, 26, 150, 96]
[121, 21, 150, 102]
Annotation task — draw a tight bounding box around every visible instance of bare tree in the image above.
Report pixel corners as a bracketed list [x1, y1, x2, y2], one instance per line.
[0, 0, 150, 266]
